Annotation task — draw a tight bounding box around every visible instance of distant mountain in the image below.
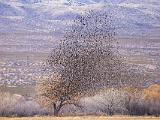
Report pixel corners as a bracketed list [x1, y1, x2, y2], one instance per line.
[1, 0, 159, 87]
[0, 0, 160, 36]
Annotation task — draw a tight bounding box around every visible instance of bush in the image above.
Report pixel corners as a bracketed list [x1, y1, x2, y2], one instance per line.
[0, 92, 49, 117]
[81, 88, 128, 116]
[0, 92, 19, 116]
[1, 86, 159, 117]
[125, 85, 160, 116]
[12, 100, 49, 117]
[80, 87, 160, 116]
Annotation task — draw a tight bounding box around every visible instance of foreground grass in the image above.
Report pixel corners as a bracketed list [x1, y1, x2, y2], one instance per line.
[0, 116, 160, 120]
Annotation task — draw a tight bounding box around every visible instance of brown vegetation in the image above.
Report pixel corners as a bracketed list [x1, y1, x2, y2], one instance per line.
[144, 84, 160, 102]
[0, 92, 48, 117]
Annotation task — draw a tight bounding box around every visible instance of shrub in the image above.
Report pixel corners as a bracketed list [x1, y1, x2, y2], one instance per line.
[81, 88, 128, 115]
[0, 92, 18, 116]
[0, 92, 49, 117]
[13, 100, 48, 117]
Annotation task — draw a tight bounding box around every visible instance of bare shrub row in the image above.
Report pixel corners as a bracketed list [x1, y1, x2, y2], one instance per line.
[0, 92, 49, 117]
[80, 87, 160, 116]
[0, 87, 160, 117]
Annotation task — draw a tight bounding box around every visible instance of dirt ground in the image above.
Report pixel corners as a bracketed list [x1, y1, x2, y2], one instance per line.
[0, 116, 160, 120]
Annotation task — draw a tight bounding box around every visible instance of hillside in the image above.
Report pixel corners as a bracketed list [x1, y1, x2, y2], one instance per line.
[0, 0, 160, 85]
[0, 0, 160, 36]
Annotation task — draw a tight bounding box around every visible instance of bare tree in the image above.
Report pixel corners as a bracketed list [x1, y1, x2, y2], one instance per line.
[0, 92, 21, 116]
[36, 73, 83, 116]
[88, 88, 128, 116]
[36, 10, 121, 116]
[47, 10, 124, 90]
[36, 10, 150, 116]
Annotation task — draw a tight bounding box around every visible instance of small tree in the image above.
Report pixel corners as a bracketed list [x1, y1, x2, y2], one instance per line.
[37, 73, 83, 116]
[89, 88, 128, 115]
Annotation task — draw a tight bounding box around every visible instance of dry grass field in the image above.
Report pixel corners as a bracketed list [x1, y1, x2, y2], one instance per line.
[0, 116, 160, 120]
[144, 84, 160, 101]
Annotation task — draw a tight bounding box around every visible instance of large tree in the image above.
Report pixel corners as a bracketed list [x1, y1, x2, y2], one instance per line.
[36, 10, 150, 116]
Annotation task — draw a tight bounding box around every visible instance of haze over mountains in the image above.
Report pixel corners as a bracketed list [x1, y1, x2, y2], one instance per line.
[0, 0, 160, 37]
[0, 0, 160, 86]
[0, 0, 160, 54]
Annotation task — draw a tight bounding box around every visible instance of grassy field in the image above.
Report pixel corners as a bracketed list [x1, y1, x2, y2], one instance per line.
[0, 116, 160, 120]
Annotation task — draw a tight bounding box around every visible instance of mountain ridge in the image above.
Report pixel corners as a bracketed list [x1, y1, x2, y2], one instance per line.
[0, 0, 160, 36]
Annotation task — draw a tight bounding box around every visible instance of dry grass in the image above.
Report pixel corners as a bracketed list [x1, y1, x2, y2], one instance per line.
[144, 84, 160, 101]
[0, 116, 160, 120]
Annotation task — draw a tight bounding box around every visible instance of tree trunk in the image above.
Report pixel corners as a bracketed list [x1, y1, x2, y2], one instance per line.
[53, 109, 59, 116]
[53, 101, 64, 116]
[53, 103, 59, 116]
